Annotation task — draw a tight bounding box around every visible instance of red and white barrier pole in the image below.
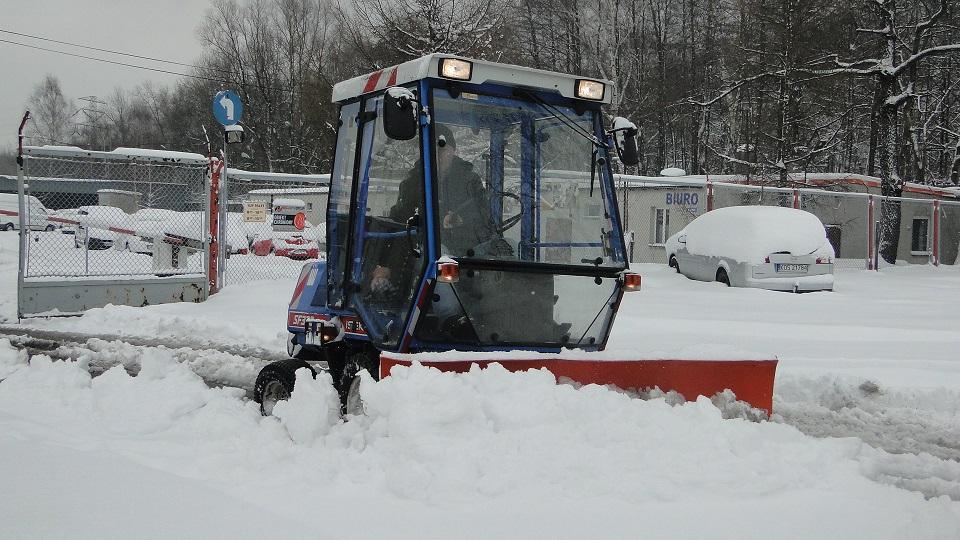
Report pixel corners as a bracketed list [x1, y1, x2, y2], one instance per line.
[792, 189, 800, 209]
[208, 158, 224, 295]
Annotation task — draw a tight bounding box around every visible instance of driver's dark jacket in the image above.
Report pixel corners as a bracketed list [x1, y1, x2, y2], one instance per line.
[389, 156, 494, 255]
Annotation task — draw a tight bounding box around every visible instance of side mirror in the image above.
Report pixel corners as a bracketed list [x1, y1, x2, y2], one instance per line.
[678, 234, 687, 244]
[383, 86, 418, 141]
[611, 117, 639, 166]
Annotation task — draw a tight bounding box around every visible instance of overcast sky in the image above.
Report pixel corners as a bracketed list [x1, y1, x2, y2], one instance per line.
[0, 0, 210, 150]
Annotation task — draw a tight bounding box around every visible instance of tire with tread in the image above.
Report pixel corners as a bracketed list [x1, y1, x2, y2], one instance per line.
[254, 358, 316, 416]
[668, 255, 679, 272]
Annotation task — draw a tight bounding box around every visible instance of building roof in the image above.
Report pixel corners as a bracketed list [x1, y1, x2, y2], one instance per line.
[332, 53, 613, 104]
[618, 173, 960, 199]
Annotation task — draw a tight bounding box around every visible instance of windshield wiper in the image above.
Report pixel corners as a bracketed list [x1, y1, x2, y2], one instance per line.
[514, 89, 609, 150]
[515, 89, 608, 197]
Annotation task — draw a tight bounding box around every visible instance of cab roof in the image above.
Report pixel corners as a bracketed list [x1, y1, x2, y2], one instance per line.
[331, 53, 613, 104]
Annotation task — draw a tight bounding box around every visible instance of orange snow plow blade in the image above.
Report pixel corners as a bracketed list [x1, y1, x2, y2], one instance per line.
[381, 354, 778, 415]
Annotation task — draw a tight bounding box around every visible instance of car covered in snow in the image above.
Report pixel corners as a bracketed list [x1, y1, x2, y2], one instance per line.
[251, 228, 324, 260]
[0, 193, 57, 231]
[665, 206, 834, 292]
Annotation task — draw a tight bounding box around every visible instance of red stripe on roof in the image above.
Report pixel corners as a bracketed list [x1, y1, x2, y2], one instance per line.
[386, 67, 397, 87]
[363, 70, 383, 93]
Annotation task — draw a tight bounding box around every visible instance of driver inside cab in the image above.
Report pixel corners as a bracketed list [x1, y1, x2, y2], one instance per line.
[371, 125, 501, 294]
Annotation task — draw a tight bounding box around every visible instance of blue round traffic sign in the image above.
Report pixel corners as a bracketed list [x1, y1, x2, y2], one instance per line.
[212, 90, 244, 126]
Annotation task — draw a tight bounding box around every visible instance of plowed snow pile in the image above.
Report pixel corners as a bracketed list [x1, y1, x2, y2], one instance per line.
[1, 344, 958, 539]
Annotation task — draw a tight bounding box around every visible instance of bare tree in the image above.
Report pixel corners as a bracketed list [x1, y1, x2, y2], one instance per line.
[28, 75, 74, 146]
[338, 0, 509, 65]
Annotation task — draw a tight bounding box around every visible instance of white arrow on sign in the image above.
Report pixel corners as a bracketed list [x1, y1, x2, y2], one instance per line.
[219, 95, 235, 121]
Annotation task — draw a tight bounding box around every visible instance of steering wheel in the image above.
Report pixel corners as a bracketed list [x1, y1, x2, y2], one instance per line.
[496, 191, 523, 233]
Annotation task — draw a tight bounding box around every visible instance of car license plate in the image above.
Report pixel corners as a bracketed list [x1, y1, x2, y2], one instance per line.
[775, 263, 808, 273]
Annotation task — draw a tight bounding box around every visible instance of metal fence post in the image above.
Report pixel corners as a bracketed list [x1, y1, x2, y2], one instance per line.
[932, 199, 940, 266]
[16, 111, 30, 321]
[793, 188, 800, 209]
[219, 152, 229, 290]
[706, 180, 714, 211]
[867, 195, 876, 270]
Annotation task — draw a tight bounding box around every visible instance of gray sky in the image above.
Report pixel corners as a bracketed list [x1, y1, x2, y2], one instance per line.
[0, 0, 210, 150]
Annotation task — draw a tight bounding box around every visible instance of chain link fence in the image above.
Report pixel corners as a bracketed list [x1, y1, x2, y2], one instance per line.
[940, 202, 960, 266]
[16, 147, 209, 279]
[220, 169, 329, 285]
[616, 175, 960, 269]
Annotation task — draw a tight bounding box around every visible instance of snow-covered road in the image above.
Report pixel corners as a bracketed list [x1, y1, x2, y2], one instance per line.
[1, 229, 959, 538]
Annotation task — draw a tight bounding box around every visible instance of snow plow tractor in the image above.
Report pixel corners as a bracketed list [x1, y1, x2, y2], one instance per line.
[254, 54, 777, 416]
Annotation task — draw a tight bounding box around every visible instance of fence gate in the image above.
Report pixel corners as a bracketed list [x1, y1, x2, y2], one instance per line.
[14, 146, 211, 318]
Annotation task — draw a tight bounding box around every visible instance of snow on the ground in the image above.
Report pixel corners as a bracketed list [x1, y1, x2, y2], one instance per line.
[1, 350, 958, 539]
[2, 229, 960, 537]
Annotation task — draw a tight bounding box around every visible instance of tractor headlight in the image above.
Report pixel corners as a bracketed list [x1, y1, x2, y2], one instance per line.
[439, 58, 473, 81]
[575, 79, 605, 101]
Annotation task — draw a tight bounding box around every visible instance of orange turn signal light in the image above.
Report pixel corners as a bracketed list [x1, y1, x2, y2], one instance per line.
[437, 261, 460, 283]
[622, 272, 641, 291]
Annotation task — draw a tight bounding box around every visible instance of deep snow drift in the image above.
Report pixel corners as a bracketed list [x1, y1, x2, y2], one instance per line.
[1, 347, 958, 539]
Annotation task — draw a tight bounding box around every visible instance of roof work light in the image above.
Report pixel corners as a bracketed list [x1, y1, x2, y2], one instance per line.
[439, 58, 473, 81]
[575, 79, 605, 101]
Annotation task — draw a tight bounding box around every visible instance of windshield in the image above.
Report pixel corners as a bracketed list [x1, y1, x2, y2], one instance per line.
[431, 89, 626, 269]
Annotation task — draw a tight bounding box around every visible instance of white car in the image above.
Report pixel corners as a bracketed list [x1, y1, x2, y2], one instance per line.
[0, 193, 57, 231]
[665, 206, 834, 292]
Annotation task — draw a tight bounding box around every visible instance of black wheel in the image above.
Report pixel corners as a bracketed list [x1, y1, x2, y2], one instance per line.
[1, 223, 13, 231]
[716, 267, 730, 286]
[254, 358, 316, 416]
[45, 224, 56, 232]
[668, 255, 679, 272]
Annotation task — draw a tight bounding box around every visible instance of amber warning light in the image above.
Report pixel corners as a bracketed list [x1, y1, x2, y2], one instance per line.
[437, 261, 460, 283]
[622, 272, 642, 291]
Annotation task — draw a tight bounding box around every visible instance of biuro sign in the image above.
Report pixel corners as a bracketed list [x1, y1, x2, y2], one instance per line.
[665, 192, 699, 206]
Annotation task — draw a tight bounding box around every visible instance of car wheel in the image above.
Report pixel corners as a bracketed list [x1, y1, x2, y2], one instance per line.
[253, 358, 316, 416]
[668, 255, 679, 272]
[1, 223, 12, 231]
[716, 267, 730, 286]
[45, 224, 56, 232]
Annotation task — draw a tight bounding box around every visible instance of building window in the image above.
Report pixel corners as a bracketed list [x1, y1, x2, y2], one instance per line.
[585, 202, 602, 218]
[911, 218, 929, 253]
[652, 208, 670, 244]
[306, 202, 313, 211]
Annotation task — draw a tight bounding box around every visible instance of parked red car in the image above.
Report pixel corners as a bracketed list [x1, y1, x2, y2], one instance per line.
[252, 233, 320, 260]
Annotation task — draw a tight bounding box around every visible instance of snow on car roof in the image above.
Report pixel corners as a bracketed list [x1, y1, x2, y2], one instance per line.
[683, 206, 831, 263]
[272, 198, 306, 208]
